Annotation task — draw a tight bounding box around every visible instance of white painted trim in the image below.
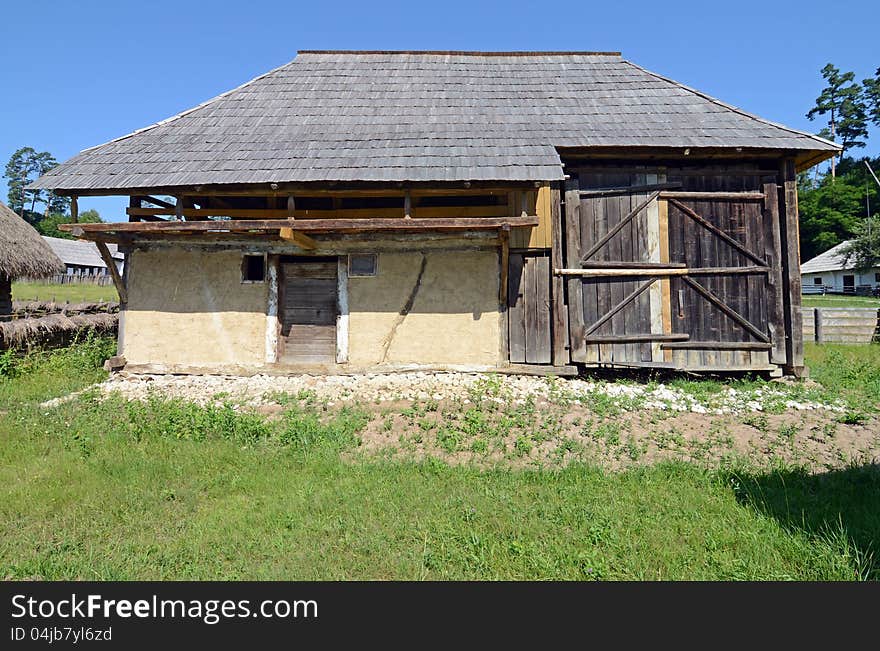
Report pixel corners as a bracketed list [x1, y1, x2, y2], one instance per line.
[265, 260, 279, 363]
[336, 257, 349, 364]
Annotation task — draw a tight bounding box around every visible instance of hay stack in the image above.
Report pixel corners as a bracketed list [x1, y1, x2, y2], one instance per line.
[0, 201, 64, 320]
[0, 312, 117, 349]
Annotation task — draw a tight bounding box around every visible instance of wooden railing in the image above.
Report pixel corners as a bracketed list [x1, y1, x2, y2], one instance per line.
[802, 307, 880, 344]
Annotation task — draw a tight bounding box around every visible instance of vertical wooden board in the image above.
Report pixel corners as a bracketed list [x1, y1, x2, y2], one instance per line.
[580, 196, 600, 363]
[534, 255, 552, 363]
[507, 253, 526, 363]
[564, 181, 588, 362]
[658, 198, 673, 362]
[528, 185, 552, 248]
[524, 257, 541, 364]
[645, 174, 664, 362]
[549, 184, 569, 366]
[763, 182, 786, 363]
[703, 199, 720, 367]
[780, 159, 804, 370]
[605, 191, 626, 362]
[593, 192, 611, 362]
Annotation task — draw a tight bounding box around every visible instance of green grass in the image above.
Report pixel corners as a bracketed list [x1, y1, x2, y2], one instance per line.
[11, 282, 118, 303]
[801, 294, 880, 308]
[0, 340, 877, 580]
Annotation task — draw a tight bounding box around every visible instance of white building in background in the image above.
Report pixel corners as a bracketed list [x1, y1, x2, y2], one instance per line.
[801, 240, 880, 294]
[42, 236, 124, 277]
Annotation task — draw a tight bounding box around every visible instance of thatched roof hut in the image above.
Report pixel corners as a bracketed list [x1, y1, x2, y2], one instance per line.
[0, 200, 64, 320]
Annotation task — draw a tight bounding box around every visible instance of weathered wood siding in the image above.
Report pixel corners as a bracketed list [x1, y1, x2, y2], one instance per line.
[507, 253, 552, 364]
[559, 162, 790, 372]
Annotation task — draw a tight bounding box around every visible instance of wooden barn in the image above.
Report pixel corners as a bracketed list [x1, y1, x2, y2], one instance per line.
[30, 51, 839, 376]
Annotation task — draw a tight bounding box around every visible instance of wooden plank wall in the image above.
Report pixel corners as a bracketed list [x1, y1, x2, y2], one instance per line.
[507, 252, 552, 364]
[563, 161, 785, 372]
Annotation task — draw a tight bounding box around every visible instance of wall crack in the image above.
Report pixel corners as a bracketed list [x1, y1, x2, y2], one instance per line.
[380, 254, 427, 363]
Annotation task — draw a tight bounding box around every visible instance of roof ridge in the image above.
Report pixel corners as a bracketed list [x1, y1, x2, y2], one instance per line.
[297, 50, 622, 56]
[621, 59, 841, 152]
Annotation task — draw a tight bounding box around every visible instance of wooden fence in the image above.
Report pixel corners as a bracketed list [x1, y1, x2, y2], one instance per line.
[802, 307, 880, 344]
[20, 273, 114, 286]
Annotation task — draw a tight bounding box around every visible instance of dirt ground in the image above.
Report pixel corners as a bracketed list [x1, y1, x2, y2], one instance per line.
[254, 395, 880, 474]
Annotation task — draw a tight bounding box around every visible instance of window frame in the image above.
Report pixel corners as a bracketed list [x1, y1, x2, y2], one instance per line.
[348, 253, 378, 278]
[241, 252, 268, 284]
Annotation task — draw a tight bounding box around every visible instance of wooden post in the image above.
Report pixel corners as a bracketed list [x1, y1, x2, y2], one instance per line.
[499, 226, 510, 304]
[814, 307, 824, 343]
[563, 179, 587, 363]
[762, 182, 787, 365]
[128, 196, 141, 222]
[779, 159, 805, 375]
[549, 182, 569, 366]
[287, 195, 296, 219]
[404, 190, 412, 220]
[95, 240, 127, 304]
[70, 195, 78, 223]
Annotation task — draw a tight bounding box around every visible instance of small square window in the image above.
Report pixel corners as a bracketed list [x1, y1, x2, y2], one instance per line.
[349, 254, 378, 277]
[814, 277, 823, 285]
[242, 254, 266, 282]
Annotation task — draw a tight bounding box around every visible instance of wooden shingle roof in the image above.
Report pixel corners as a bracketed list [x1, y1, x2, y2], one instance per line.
[32, 51, 839, 192]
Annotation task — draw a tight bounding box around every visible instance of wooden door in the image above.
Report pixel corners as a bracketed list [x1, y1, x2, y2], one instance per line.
[278, 258, 338, 365]
[563, 174, 784, 371]
[507, 253, 551, 364]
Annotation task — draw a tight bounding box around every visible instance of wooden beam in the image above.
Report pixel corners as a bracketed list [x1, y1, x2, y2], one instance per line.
[661, 341, 772, 350]
[659, 191, 765, 200]
[584, 333, 689, 343]
[548, 183, 569, 366]
[60, 215, 540, 236]
[563, 179, 588, 362]
[95, 241, 127, 303]
[126, 205, 513, 220]
[578, 182, 681, 197]
[499, 226, 510, 304]
[762, 182, 787, 365]
[681, 276, 769, 343]
[667, 198, 768, 266]
[556, 266, 770, 277]
[141, 195, 176, 210]
[779, 159, 804, 373]
[279, 228, 317, 250]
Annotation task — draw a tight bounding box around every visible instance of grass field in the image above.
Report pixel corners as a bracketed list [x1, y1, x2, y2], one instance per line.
[11, 282, 118, 303]
[1, 339, 877, 580]
[801, 294, 880, 308]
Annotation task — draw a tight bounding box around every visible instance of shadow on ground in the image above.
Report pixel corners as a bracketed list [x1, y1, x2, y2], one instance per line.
[732, 463, 880, 580]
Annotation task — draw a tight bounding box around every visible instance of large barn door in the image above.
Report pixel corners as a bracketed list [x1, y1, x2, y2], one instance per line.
[278, 258, 338, 365]
[563, 175, 785, 371]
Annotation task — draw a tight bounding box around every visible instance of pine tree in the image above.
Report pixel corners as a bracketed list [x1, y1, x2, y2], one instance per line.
[806, 64, 869, 178]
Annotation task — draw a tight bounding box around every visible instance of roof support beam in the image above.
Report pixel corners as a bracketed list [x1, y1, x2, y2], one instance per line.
[95, 241, 127, 304]
[279, 227, 317, 250]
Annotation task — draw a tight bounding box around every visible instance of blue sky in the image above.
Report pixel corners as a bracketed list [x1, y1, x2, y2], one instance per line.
[1, 0, 877, 222]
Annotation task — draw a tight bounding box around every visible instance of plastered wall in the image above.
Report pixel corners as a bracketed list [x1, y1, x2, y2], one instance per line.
[347, 250, 501, 367]
[123, 249, 267, 367]
[122, 246, 502, 371]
